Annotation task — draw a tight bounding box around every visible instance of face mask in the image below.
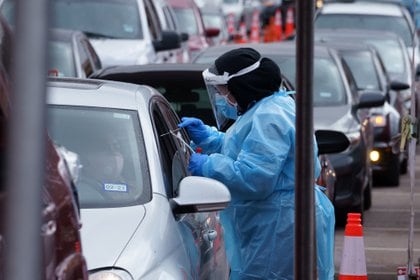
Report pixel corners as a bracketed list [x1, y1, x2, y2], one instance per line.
[215, 95, 238, 120]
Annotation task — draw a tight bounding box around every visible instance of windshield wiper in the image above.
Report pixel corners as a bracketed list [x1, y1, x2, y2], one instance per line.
[82, 31, 118, 39]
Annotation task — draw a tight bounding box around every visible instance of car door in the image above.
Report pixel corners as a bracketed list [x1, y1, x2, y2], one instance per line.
[150, 96, 223, 279]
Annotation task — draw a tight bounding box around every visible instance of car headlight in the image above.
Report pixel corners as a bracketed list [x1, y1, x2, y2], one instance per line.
[371, 115, 386, 127]
[89, 269, 133, 280]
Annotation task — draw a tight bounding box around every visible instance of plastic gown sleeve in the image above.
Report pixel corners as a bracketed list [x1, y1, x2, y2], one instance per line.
[194, 126, 225, 154]
[201, 112, 293, 201]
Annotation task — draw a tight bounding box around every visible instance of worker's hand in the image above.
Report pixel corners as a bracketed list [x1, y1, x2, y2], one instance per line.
[178, 117, 210, 143]
[188, 153, 208, 176]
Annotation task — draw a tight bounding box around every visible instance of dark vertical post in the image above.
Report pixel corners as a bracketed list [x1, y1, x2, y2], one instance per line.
[295, 0, 316, 279]
[5, 0, 49, 279]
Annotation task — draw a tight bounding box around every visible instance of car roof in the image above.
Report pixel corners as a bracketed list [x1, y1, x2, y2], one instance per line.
[315, 28, 404, 41]
[320, 1, 405, 16]
[194, 42, 334, 61]
[46, 77, 158, 109]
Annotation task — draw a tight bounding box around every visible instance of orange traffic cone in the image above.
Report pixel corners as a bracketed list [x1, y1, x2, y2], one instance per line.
[339, 213, 368, 280]
[227, 13, 236, 36]
[235, 21, 248, 44]
[273, 8, 283, 41]
[284, 6, 295, 39]
[249, 9, 260, 43]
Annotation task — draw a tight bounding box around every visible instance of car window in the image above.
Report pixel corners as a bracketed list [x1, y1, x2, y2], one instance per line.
[144, 0, 163, 40]
[363, 38, 408, 76]
[151, 98, 191, 198]
[45, 0, 143, 39]
[75, 38, 93, 77]
[48, 41, 76, 77]
[271, 55, 347, 106]
[47, 106, 151, 208]
[341, 51, 381, 91]
[172, 7, 199, 35]
[81, 38, 102, 71]
[315, 14, 413, 47]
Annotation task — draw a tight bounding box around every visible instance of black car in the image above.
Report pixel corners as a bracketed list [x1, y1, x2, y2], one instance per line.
[193, 42, 385, 224]
[318, 40, 403, 186]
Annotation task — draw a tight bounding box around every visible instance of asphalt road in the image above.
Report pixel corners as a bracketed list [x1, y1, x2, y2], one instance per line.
[333, 144, 420, 279]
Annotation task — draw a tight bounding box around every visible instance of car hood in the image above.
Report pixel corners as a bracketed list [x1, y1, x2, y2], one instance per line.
[314, 105, 356, 133]
[80, 205, 146, 270]
[90, 39, 156, 67]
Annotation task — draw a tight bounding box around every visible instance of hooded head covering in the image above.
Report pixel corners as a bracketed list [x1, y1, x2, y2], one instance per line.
[213, 48, 282, 113]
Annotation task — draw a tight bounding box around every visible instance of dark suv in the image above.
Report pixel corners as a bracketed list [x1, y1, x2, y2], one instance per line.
[0, 15, 88, 280]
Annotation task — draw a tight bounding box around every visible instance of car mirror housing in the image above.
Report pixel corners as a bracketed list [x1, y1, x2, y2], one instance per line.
[354, 90, 385, 111]
[205, 27, 220, 38]
[153, 30, 181, 52]
[170, 176, 231, 214]
[180, 32, 189, 42]
[389, 80, 410, 91]
[315, 130, 350, 155]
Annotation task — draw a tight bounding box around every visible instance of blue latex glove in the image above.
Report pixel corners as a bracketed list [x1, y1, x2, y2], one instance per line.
[178, 117, 210, 143]
[188, 153, 208, 176]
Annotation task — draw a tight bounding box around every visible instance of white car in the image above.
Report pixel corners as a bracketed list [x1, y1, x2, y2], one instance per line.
[0, 0, 182, 67]
[46, 77, 231, 279]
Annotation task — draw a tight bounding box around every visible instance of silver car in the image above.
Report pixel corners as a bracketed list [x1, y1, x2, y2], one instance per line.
[46, 77, 231, 280]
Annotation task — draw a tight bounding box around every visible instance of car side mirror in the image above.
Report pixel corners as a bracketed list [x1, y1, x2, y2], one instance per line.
[390, 80, 410, 91]
[205, 27, 220, 38]
[315, 130, 350, 155]
[180, 32, 189, 42]
[153, 30, 181, 52]
[353, 90, 385, 112]
[170, 176, 231, 214]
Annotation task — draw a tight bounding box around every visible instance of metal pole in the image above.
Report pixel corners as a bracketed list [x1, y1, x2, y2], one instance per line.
[5, 0, 49, 279]
[295, 0, 316, 279]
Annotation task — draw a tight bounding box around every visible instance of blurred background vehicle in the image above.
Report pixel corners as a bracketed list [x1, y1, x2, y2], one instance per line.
[315, 29, 416, 170]
[193, 42, 385, 224]
[200, 4, 231, 45]
[0, 0, 183, 67]
[46, 77, 231, 279]
[168, 0, 220, 59]
[314, 0, 420, 69]
[0, 14, 88, 280]
[153, 0, 192, 63]
[318, 40, 403, 186]
[48, 28, 102, 78]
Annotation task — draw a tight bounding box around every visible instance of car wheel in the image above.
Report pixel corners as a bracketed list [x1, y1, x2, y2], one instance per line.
[363, 180, 372, 211]
[384, 154, 400, 186]
[400, 156, 408, 174]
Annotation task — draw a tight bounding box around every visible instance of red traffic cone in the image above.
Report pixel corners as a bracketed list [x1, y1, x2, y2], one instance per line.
[339, 213, 368, 280]
[227, 13, 236, 36]
[284, 6, 295, 39]
[249, 9, 260, 43]
[235, 21, 248, 44]
[273, 8, 283, 41]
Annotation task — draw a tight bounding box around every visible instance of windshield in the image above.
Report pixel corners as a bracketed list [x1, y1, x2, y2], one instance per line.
[315, 14, 413, 47]
[47, 106, 151, 208]
[172, 8, 199, 35]
[48, 41, 76, 77]
[48, 0, 143, 39]
[271, 55, 347, 106]
[341, 51, 381, 90]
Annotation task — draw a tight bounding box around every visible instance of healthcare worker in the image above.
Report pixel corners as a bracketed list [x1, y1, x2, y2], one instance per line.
[178, 48, 335, 280]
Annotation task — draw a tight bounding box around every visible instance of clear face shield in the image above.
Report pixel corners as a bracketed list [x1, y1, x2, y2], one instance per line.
[202, 59, 261, 130]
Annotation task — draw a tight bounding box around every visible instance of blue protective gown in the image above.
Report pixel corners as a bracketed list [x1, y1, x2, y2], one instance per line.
[195, 90, 335, 279]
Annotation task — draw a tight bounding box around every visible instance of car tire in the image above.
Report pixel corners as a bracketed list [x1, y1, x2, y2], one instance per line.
[385, 154, 400, 186]
[400, 156, 408, 174]
[363, 181, 372, 211]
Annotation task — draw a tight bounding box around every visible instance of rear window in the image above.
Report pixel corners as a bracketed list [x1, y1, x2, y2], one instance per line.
[315, 14, 413, 47]
[47, 106, 151, 208]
